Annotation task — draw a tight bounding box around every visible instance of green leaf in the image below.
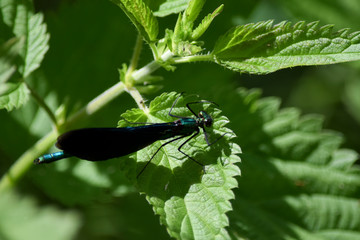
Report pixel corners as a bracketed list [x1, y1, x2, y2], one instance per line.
[238, 194, 360, 240]
[268, 194, 360, 231]
[328, 149, 359, 171]
[153, 0, 190, 17]
[0, 0, 34, 30]
[175, 40, 203, 56]
[0, 82, 29, 111]
[191, 4, 224, 40]
[183, 0, 206, 25]
[169, 1, 219, 56]
[117, 92, 241, 239]
[134, 74, 164, 94]
[224, 88, 360, 240]
[212, 21, 360, 74]
[0, 0, 50, 78]
[316, 230, 360, 240]
[0, 1, 48, 111]
[229, 198, 323, 240]
[0, 190, 81, 240]
[170, 11, 206, 56]
[0, 37, 23, 83]
[275, 0, 360, 30]
[111, 0, 159, 42]
[20, 13, 50, 78]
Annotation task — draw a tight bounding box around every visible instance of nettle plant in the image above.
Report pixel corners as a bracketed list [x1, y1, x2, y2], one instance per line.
[1, 0, 360, 239]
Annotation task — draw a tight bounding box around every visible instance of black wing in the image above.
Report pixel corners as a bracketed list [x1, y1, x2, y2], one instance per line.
[55, 125, 178, 161]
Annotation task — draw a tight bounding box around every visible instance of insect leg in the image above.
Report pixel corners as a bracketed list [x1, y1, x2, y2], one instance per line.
[186, 100, 219, 118]
[177, 129, 206, 173]
[207, 132, 229, 146]
[168, 92, 187, 118]
[201, 126, 231, 146]
[137, 135, 188, 178]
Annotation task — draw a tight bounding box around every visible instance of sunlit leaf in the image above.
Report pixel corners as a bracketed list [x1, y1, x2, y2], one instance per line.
[118, 92, 241, 239]
[111, 0, 158, 42]
[0, 82, 29, 111]
[0, 37, 23, 83]
[213, 21, 360, 74]
[153, 0, 189, 17]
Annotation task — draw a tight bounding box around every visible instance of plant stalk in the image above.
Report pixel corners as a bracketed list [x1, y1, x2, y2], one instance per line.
[0, 49, 175, 193]
[26, 82, 58, 127]
[0, 130, 58, 192]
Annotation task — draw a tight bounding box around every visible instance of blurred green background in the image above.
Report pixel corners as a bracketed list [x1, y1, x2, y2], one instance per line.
[1, 0, 359, 239]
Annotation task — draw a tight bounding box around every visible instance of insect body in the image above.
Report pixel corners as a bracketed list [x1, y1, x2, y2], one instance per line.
[34, 94, 224, 177]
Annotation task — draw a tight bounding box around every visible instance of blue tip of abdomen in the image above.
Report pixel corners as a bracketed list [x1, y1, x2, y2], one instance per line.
[34, 151, 72, 164]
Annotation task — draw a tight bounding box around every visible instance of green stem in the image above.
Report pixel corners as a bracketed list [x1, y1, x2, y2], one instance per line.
[127, 87, 148, 112]
[26, 82, 58, 127]
[127, 34, 143, 75]
[132, 50, 174, 81]
[65, 81, 126, 129]
[0, 130, 58, 192]
[149, 42, 159, 60]
[124, 34, 147, 111]
[124, 50, 174, 113]
[171, 54, 213, 64]
[0, 49, 176, 193]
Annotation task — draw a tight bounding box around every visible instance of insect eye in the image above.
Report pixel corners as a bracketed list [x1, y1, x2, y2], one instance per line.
[204, 118, 213, 127]
[199, 111, 213, 127]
